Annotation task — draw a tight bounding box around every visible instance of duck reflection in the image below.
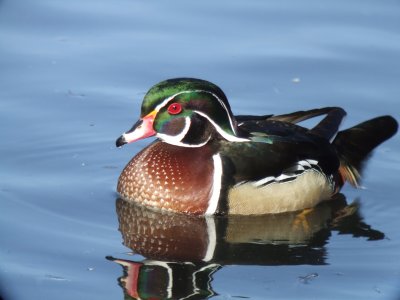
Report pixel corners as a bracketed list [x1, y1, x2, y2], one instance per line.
[108, 195, 384, 299]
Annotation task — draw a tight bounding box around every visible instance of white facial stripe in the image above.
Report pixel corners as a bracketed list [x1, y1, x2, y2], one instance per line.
[205, 154, 223, 215]
[154, 92, 180, 112]
[156, 116, 190, 143]
[195, 111, 249, 142]
[157, 134, 211, 148]
[156, 116, 211, 147]
[154, 89, 248, 145]
[154, 89, 238, 135]
[197, 89, 237, 135]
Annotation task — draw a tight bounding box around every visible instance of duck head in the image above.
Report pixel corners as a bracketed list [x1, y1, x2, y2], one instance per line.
[116, 78, 247, 148]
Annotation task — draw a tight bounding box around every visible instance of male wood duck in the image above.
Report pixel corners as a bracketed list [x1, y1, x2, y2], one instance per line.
[116, 78, 398, 215]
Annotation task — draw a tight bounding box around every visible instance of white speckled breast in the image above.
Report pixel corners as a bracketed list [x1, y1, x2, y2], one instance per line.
[117, 141, 215, 214]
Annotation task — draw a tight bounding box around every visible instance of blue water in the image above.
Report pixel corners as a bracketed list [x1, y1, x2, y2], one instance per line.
[1, 0, 400, 299]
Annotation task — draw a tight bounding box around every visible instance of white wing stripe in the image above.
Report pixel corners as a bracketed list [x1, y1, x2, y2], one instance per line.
[252, 159, 323, 187]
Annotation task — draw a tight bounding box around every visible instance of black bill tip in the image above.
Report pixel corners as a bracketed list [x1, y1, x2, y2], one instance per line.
[116, 135, 127, 148]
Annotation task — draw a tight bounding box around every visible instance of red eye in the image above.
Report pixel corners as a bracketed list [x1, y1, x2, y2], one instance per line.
[167, 103, 182, 115]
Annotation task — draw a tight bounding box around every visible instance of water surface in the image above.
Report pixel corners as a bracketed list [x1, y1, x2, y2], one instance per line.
[1, 0, 400, 299]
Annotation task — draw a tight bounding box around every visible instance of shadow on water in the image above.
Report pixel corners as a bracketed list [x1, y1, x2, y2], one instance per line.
[107, 195, 384, 299]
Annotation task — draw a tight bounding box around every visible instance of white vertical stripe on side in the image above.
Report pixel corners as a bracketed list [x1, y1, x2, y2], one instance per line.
[205, 154, 223, 215]
[203, 216, 217, 262]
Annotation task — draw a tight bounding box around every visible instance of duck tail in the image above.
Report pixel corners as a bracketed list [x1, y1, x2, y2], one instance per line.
[333, 116, 398, 187]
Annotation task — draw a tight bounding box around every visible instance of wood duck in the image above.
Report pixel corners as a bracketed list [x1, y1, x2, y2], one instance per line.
[116, 78, 398, 215]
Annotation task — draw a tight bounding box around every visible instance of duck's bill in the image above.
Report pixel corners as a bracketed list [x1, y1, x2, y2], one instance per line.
[116, 112, 156, 147]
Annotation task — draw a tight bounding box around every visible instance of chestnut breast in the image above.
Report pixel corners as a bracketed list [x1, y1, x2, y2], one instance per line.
[117, 141, 215, 214]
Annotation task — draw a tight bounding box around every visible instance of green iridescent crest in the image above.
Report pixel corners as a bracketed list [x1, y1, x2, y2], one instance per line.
[141, 78, 230, 116]
[142, 78, 239, 138]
